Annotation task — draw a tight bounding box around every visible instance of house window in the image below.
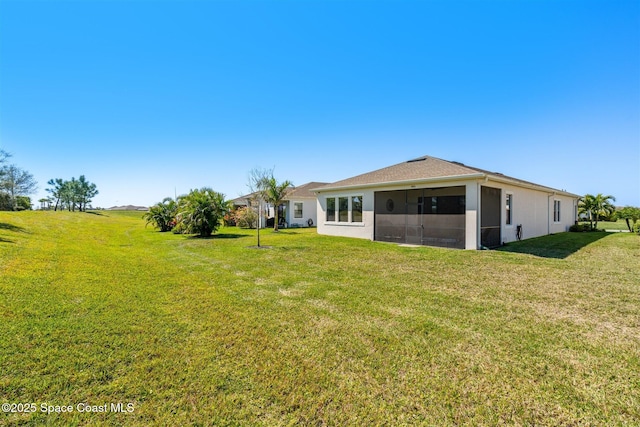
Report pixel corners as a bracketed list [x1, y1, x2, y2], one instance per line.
[352, 196, 363, 222]
[326, 198, 336, 221]
[338, 197, 349, 222]
[554, 200, 561, 222]
[294, 202, 303, 218]
[506, 194, 513, 225]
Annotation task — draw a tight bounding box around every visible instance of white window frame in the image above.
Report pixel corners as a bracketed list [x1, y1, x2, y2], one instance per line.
[553, 199, 561, 223]
[326, 197, 336, 222]
[351, 195, 363, 223]
[325, 195, 364, 224]
[505, 193, 513, 226]
[293, 202, 303, 219]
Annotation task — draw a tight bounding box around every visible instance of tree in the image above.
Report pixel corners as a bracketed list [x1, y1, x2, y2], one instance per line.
[579, 193, 616, 230]
[77, 175, 99, 211]
[16, 196, 32, 210]
[61, 178, 80, 211]
[616, 206, 640, 232]
[175, 188, 229, 237]
[46, 176, 99, 211]
[46, 178, 65, 211]
[0, 149, 10, 165]
[249, 168, 292, 232]
[0, 164, 38, 211]
[38, 197, 52, 210]
[143, 197, 178, 232]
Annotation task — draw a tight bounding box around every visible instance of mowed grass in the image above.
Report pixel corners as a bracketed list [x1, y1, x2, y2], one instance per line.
[1, 211, 639, 426]
[579, 219, 632, 231]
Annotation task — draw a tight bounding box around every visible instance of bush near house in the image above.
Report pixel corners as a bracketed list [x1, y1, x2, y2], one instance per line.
[232, 206, 258, 229]
[174, 188, 229, 237]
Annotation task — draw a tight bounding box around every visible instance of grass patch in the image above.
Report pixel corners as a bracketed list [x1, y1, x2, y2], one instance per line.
[580, 219, 631, 231]
[1, 211, 639, 425]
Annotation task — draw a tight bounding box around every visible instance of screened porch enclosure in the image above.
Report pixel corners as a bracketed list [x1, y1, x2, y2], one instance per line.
[374, 187, 466, 249]
[480, 186, 501, 248]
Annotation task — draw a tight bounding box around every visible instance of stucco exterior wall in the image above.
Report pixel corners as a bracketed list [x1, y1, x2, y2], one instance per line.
[287, 198, 319, 227]
[486, 180, 577, 244]
[317, 189, 375, 240]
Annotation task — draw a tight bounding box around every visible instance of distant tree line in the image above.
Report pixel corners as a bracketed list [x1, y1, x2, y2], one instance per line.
[46, 176, 99, 211]
[0, 149, 38, 211]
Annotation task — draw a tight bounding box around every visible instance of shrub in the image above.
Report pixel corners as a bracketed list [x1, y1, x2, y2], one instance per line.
[233, 206, 258, 229]
[570, 223, 594, 232]
[634, 220, 640, 235]
[175, 188, 229, 237]
[143, 198, 178, 232]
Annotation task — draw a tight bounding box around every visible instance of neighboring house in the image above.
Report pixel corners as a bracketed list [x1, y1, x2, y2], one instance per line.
[231, 182, 327, 228]
[314, 155, 579, 249]
[284, 182, 328, 227]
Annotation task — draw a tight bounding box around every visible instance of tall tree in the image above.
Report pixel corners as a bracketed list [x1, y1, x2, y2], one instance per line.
[61, 178, 80, 211]
[77, 175, 98, 211]
[46, 178, 65, 211]
[0, 164, 38, 211]
[47, 176, 99, 211]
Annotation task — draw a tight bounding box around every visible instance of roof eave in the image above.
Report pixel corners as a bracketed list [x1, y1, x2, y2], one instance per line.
[314, 173, 486, 193]
[486, 175, 581, 198]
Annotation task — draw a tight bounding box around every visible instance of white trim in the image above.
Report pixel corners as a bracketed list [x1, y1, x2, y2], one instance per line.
[323, 222, 366, 227]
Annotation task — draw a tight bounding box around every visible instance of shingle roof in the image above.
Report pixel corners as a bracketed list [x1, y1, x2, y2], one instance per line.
[230, 182, 329, 205]
[285, 182, 329, 199]
[314, 155, 579, 197]
[314, 156, 481, 190]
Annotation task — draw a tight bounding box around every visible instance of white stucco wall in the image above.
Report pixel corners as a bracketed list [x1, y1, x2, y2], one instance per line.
[288, 198, 319, 227]
[317, 189, 375, 240]
[486, 180, 577, 244]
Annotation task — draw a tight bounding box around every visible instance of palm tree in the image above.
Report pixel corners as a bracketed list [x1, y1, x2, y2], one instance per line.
[579, 193, 616, 230]
[143, 197, 178, 232]
[257, 176, 292, 232]
[175, 188, 229, 237]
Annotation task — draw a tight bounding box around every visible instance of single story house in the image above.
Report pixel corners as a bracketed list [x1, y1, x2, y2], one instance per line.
[314, 155, 580, 249]
[231, 182, 328, 228]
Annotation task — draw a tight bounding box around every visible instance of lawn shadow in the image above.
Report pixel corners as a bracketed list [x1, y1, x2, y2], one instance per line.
[0, 222, 27, 233]
[85, 211, 107, 216]
[495, 232, 611, 259]
[0, 237, 14, 243]
[186, 233, 249, 240]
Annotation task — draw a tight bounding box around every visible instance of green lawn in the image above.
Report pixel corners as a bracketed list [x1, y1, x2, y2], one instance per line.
[1, 211, 639, 426]
[580, 219, 631, 231]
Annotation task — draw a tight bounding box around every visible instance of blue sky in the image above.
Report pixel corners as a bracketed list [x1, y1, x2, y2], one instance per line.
[1, 0, 638, 208]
